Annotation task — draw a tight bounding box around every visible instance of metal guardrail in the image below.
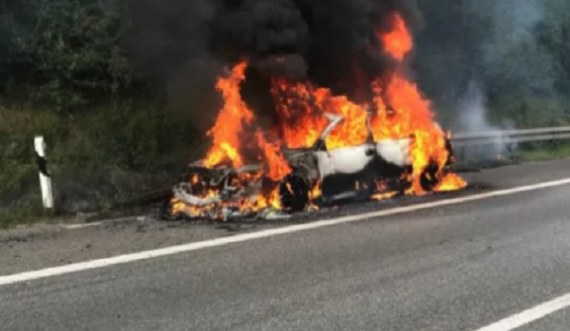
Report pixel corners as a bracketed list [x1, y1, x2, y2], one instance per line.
[451, 126, 570, 147]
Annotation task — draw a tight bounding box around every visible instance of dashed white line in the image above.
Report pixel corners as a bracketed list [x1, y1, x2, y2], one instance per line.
[473, 292, 570, 331]
[1, 177, 570, 286]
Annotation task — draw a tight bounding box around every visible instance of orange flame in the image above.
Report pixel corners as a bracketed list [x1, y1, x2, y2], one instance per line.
[255, 131, 291, 182]
[379, 13, 413, 61]
[272, 81, 369, 149]
[203, 62, 254, 168]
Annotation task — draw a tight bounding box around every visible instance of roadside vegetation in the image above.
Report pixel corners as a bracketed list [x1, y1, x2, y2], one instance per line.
[1, 0, 570, 227]
[518, 142, 570, 162]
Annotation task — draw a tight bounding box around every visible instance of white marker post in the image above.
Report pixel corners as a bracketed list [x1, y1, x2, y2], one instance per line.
[34, 136, 54, 209]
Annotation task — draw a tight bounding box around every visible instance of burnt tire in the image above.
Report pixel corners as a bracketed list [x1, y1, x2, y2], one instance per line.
[419, 162, 441, 192]
[279, 174, 310, 213]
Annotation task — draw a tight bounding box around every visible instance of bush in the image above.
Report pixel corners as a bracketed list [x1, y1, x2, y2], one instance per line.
[1, 0, 137, 110]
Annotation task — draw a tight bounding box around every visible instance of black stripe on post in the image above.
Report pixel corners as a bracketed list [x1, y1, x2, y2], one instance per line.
[36, 153, 50, 177]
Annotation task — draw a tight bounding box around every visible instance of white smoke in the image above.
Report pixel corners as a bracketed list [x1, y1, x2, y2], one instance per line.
[477, 0, 553, 92]
[476, 0, 544, 63]
[456, 82, 514, 160]
[454, 0, 548, 161]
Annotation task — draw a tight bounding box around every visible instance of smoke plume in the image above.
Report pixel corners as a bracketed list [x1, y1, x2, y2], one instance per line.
[128, 0, 423, 131]
[472, 0, 554, 96]
[420, 0, 555, 100]
[456, 82, 515, 160]
[414, 0, 556, 160]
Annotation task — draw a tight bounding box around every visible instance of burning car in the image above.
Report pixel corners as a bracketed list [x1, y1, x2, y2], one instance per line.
[169, 12, 467, 221]
[170, 110, 461, 221]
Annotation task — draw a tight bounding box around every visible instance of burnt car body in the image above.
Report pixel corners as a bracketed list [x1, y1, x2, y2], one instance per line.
[171, 113, 454, 220]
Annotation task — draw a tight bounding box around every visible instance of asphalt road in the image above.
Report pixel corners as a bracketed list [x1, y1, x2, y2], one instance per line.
[2, 159, 570, 330]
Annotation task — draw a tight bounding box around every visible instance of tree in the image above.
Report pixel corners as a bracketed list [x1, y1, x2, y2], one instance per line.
[2, 0, 137, 111]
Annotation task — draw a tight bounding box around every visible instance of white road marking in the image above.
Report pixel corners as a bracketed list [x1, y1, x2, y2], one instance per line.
[473, 292, 570, 331]
[61, 216, 147, 230]
[1, 177, 570, 286]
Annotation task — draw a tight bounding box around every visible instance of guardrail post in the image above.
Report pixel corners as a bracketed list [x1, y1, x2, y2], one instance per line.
[34, 136, 54, 210]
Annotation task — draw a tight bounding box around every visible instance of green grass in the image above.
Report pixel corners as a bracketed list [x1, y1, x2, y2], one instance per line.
[0, 204, 51, 229]
[0, 101, 206, 228]
[518, 143, 570, 162]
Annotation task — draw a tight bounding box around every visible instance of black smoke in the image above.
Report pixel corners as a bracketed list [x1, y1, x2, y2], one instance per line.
[127, 0, 422, 131]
